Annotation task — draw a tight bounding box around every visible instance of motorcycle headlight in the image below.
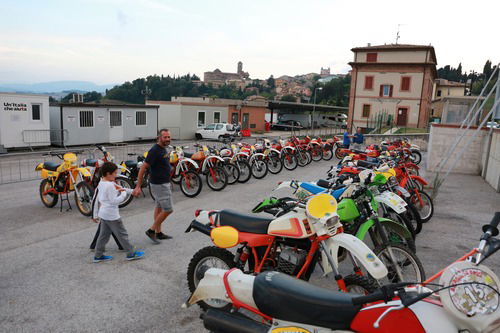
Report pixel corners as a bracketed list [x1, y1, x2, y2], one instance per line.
[388, 176, 399, 186]
[325, 215, 340, 235]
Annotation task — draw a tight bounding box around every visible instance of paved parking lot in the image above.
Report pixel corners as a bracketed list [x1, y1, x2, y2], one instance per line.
[0, 158, 499, 332]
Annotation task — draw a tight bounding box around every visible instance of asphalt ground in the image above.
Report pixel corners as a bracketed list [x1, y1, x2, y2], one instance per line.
[1, 157, 499, 332]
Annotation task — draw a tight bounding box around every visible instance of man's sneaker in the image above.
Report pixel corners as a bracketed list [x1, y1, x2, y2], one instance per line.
[93, 255, 113, 263]
[145, 229, 160, 244]
[126, 251, 145, 261]
[156, 232, 172, 240]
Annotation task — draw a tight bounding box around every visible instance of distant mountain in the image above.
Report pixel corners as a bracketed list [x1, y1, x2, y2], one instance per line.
[0, 81, 117, 94]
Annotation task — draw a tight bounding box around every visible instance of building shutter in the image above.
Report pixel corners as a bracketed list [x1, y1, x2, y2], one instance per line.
[364, 76, 373, 90]
[389, 85, 394, 97]
[401, 77, 410, 91]
[379, 85, 383, 97]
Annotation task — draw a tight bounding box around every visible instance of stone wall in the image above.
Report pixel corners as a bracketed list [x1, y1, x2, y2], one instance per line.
[427, 124, 489, 175]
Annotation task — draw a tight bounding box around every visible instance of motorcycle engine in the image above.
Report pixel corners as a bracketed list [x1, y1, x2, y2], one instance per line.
[277, 246, 307, 275]
[55, 173, 68, 192]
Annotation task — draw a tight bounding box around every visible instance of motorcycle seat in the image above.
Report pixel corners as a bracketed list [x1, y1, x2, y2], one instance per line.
[85, 159, 98, 167]
[43, 161, 60, 171]
[352, 149, 365, 154]
[357, 160, 379, 168]
[124, 160, 138, 168]
[218, 210, 272, 234]
[253, 271, 361, 330]
[184, 152, 193, 158]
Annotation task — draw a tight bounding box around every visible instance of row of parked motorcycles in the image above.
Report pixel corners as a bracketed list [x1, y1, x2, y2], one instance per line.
[33, 135, 340, 216]
[183, 140, 500, 332]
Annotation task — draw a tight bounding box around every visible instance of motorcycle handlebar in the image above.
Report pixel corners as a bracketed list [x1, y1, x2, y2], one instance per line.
[352, 289, 389, 306]
[482, 212, 500, 237]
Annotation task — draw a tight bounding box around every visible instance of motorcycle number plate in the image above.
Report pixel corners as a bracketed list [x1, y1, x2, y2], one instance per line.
[264, 150, 269, 156]
[382, 191, 407, 213]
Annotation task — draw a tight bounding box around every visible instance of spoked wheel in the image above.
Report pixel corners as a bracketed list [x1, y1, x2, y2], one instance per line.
[387, 210, 416, 240]
[373, 243, 425, 285]
[304, 150, 312, 165]
[411, 150, 422, 165]
[223, 163, 240, 185]
[39, 179, 58, 208]
[322, 147, 334, 161]
[334, 146, 345, 159]
[179, 170, 203, 197]
[235, 160, 252, 183]
[266, 153, 283, 174]
[404, 202, 423, 234]
[296, 150, 308, 167]
[74, 181, 94, 216]
[251, 159, 268, 179]
[282, 153, 298, 171]
[311, 146, 323, 161]
[343, 274, 378, 294]
[206, 166, 228, 191]
[187, 246, 235, 311]
[116, 176, 134, 208]
[410, 190, 433, 223]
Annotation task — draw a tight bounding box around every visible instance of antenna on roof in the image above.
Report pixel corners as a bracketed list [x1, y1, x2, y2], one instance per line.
[395, 24, 404, 44]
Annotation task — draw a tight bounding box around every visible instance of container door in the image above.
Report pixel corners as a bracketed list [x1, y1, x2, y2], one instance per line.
[109, 111, 123, 143]
[242, 113, 249, 129]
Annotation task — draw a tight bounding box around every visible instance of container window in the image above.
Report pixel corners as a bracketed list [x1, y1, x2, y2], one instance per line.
[79, 110, 94, 127]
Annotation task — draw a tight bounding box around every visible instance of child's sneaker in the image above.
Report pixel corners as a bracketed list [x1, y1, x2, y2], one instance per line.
[93, 255, 113, 263]
[126, 251, 145, 261]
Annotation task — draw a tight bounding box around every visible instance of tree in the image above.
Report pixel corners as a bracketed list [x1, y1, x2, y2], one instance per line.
[266, 75, 275, 89]
[280, 94, 296, 102]
[483, 60, 493, 80]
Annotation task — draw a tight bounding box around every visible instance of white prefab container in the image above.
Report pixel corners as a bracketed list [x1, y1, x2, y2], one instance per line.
[49, 103, 159, 146]
[0, 92, 51, 149]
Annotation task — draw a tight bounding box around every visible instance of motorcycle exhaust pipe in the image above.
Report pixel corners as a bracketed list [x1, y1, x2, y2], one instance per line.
[185, 220, 212, 235]
[202, 309, 270, 333]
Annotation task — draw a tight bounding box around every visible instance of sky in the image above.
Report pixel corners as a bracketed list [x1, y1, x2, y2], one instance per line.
[0, 0, 498, 85]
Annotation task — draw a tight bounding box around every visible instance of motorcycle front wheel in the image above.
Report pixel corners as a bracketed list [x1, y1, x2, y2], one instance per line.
[296, 150, 308, 167]
[266, 153, 283, 174]
[282, 153, 298, 171]
[223, 162, 240, 185]
[187, 246, 235, 311]
[180, 170, 203, 197]
[411, 190, 433, 223]
[343, 274, 378, 294]
[39, 178, 58, 208]
[251, 159, 268, 179]
[74, 181, 94, 216]
[206, 166, 228, 191]
[235, 160, 252, 183]
[334, 146, 345, 159]
[373, 243, 425, 285]
[322, 147, 334, 161]
[311, 146, 323, 162]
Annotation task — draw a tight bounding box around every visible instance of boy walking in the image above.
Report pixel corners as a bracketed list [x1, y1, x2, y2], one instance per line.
[92, 162, 144, 263]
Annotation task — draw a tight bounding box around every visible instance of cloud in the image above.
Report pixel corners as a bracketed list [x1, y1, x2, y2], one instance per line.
[116, 9, 129, 28]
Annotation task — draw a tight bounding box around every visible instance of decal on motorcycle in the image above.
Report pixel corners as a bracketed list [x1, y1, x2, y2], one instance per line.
[272, 327, 310, 333]
[269, 218, 304, 238]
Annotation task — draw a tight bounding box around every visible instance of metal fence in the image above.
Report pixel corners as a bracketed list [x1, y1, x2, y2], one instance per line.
[0, 128, 346, 185]
[22, 129, 68, 149]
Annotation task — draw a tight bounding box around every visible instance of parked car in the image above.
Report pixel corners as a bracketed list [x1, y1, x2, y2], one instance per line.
[271, 120, 303, 131]
[195, 123, 236, 141]
[487, 121, 499, 129]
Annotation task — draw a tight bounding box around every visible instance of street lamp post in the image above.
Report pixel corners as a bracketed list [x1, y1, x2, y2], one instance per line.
[312, 87, 322, 134]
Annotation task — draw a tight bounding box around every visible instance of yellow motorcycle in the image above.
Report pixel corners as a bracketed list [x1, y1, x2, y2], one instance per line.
[35, 151, 94, 216]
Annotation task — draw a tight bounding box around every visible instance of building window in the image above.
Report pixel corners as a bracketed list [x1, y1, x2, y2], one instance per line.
[437, 90, 442, 97]
[110, 111, 122, 127]
[362, 104, 371, 118]
[366, 53, 378, 62]
[250, 124, 256, 129]
[136, 111, 147, 126]
[31, 104, 41, 121]
[380, 84, 393, 97]
[79, 110, 94, 127]
[198, 111, 206, 127]
[364, 76, 374, 90]
[213, 111, 221, 123]
[401, 76, 411, 91]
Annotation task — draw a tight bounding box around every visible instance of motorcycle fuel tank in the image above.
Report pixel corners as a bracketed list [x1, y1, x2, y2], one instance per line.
[268, 210, 314, 239]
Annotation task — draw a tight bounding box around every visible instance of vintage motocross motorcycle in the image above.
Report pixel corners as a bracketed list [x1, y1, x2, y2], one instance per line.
[186, 212, 500, 333]
[185, 193, 389, 311]
[218, 143, 252, 183]
[35, 151, 94, 216]
[169, 146, 203, 197]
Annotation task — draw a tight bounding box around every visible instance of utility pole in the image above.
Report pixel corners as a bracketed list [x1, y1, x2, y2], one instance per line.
[141, 85, 152, 103]
[312, 87, 322, 134]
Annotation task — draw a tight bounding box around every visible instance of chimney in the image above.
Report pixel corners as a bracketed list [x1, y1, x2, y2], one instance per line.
[367, 43, 371, 47]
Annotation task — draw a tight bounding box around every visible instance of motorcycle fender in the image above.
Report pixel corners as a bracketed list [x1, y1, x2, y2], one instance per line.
[270, 148, 281, 155]
[355, 218, 412, 241]
[185, 268, 257, 308]
[395, 186, 410, 198]
[77, 167, 91, 177]
[322, 234, 388, 280]
[202, 156, 223, 172]
[181, 158, 199, 170]
[273, 180, 300, 192]
[410, 175, 428, 186]
[249, 153, 265, 163]
[235, 152, 249, 159]
[375, 192, 407, 214]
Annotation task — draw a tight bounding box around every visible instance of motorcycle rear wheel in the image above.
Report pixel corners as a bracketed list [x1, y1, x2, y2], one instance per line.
[187, 246, 235, 311]
[334, 146, 345, 159]
[39, 178, 58, 208]
[296, 150, 308, 167]
[266, 153, 283, 174]
[322, 147, 334, 161]
[311, 146, 323, 161]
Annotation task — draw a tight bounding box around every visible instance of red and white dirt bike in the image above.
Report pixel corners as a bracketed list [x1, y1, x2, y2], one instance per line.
[186, 212, 500, 333]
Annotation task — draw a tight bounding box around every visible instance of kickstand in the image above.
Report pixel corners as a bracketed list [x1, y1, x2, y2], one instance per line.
[59, 193, 72, 212]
